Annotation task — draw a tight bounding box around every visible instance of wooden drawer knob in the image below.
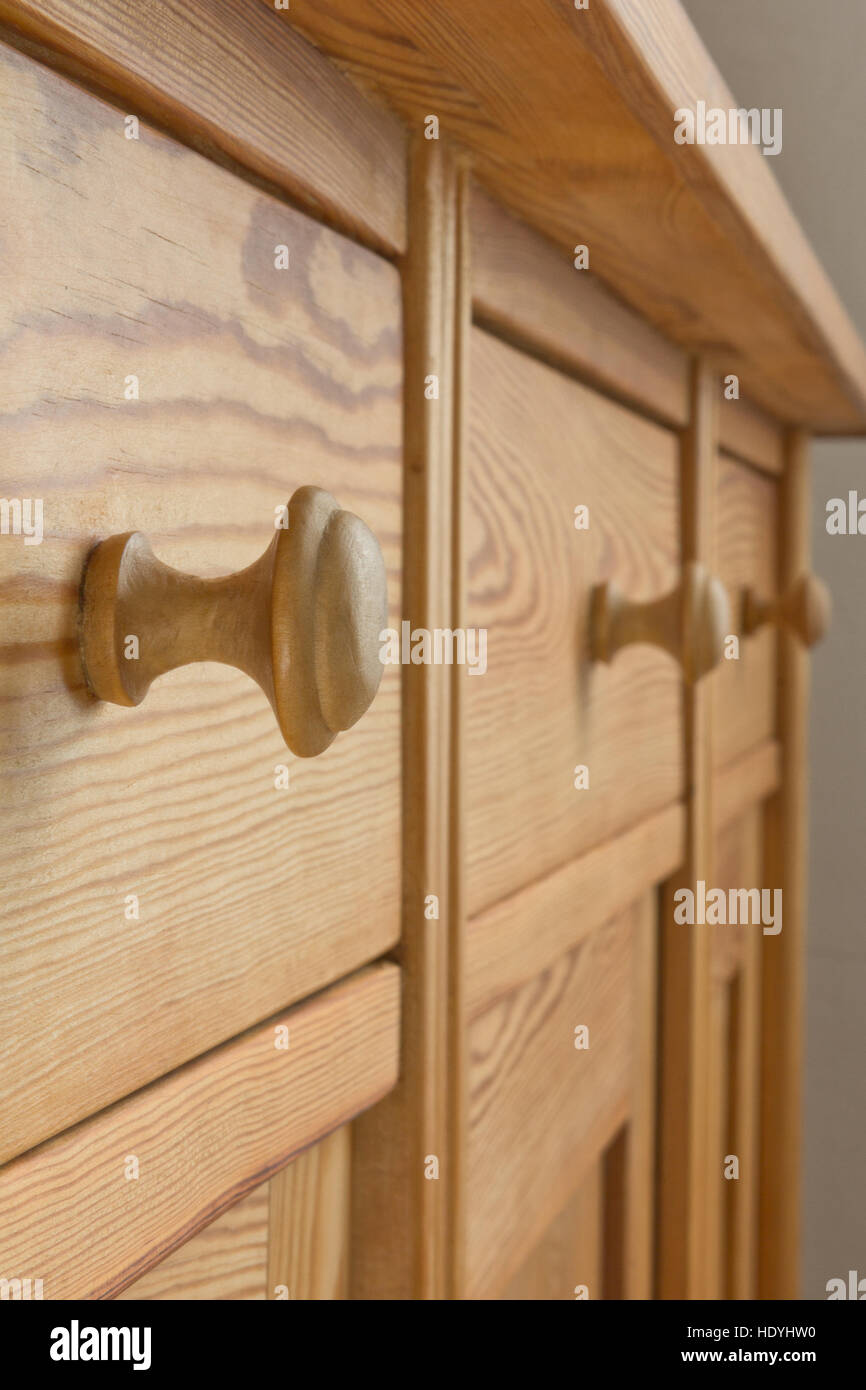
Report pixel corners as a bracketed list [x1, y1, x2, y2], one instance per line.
[79, 486, 388, 757]
[590, 562, 729, 684]
[742, 573, 831, 648]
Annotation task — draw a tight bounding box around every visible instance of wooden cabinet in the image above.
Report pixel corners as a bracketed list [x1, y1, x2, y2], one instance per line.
[0, 0, 859, 1301]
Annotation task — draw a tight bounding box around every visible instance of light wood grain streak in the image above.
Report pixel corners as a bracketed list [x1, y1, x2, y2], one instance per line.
[0, 964, 400, 1300]
[466, 907, 637, 1299]
[277, 0, 866, 430]
[466, 328, 683, 918]
[501, 1165, 602, 1302]
[719, 399, 784, 477]
[470, 188, 689, 429]
[0, 47, 402, 1163]
[0, 0, 406, 255]
[117, 1185, 269, 1301]
[467, 803, 684, 1018]
[713, 741, 780, 835]
[267, 1127, 351, 1301]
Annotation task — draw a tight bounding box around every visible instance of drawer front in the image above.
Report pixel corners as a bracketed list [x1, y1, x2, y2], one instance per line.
[713, 454, 779, 766]
[0, 46, 402, 1162]
[466, 328, 684, 917]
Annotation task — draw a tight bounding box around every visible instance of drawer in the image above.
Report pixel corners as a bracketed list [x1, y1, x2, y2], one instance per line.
[712, 453, 779, 766]
[0, 47, 402, 1162]
[466, 328, 684, 916]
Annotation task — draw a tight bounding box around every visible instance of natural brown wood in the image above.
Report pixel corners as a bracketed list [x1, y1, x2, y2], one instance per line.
[715, 808, 762, 1301]
[466, 906, 638, 1299]
[467, 804, 684, 1018]
[349, 137, 464, 1301]
[267, 1127, 351, 1301]
[720, 397, 784, 477]
[500, 1167, 603, 1302]
[759, 433, 812, 1299]
[591, 562, 729, 684]
[0, 46, 403, 1162]
[0, 0, 406, 254]
[466, 328, 684, 918]
[470, 188, 689, 429]
[744, 574, 832, 649]
[713, 741, 781, 835]
[273, 0, 866, 431]
[80, 486, 388, 757]
[713, 455, 779, 768]
[117, 1185, 269, 1301]
[0, 964, 400, 1299]
[657, 360, 718, 1300]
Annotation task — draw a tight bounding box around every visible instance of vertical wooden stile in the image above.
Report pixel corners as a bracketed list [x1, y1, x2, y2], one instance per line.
[758, 431, 811, 1299]
[657, 359, 719, 1299]
[349, 135, 466, 1299]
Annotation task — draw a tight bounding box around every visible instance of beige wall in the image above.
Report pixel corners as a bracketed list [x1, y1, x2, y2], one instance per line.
[683, 0, 866, 1301]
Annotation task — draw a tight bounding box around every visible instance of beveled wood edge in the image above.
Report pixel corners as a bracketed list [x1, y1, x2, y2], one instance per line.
[587, 0, 866, 434]
[719, 396, 785, 476]
[713, 739, 781, 833]
[471, 188, 690, 432]
[466, 802, 686, 1020]
[0, 963, 400, 1300]
[471, 1092, 630, 1301]
[0, 0, 407, 256]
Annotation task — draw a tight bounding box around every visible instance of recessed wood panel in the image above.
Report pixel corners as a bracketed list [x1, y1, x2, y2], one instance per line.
[0, 46, 402, 1161]
[466, 328, 683, 917]
[466, 904, 641, 1298]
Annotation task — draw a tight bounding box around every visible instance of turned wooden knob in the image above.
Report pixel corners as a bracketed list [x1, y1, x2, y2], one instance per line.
[590, 562, 729, 684]
[79, 486, 388, 757]
[742, 573, 831, 648]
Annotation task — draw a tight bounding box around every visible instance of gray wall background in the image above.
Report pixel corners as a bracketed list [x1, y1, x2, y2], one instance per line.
[682, 0, 866, 1301]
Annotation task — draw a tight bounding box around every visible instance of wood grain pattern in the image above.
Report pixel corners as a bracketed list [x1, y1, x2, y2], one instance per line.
[500, 1165, 603, 1302]
[276, 0, 866, 430]
[0, 46, 403, 1162]
[657, 361, 717, 1300]
[267, 1126, 351, 1301]
[117, 1185, 269, 1301]
[759, 433, 811, 1299]
[0, 963, 400, 1300]
[0, 0, 406, 254]
[713, 740, 781, 836]
[715, 808, 762, 1301]
[713, 455, 779, 769]
[470, 188, 689, 429]
[467, 803, 684, 1019]
[349, 139, 465, 1301]
[466, 328, 683, 918]
[720, 397, 784, 477]
[466, 906, 638, 1299]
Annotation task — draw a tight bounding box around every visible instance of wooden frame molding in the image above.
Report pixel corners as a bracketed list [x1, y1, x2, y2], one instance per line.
[272, 0, 866, 431]
[348, 137, 468, 1301]
[759, 432, 812, 1298]
[470, 189, 690, 431]
[657, 359, 718, 1299]
[0, 0, 407, 256]
[0, 964, 400, 1299]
